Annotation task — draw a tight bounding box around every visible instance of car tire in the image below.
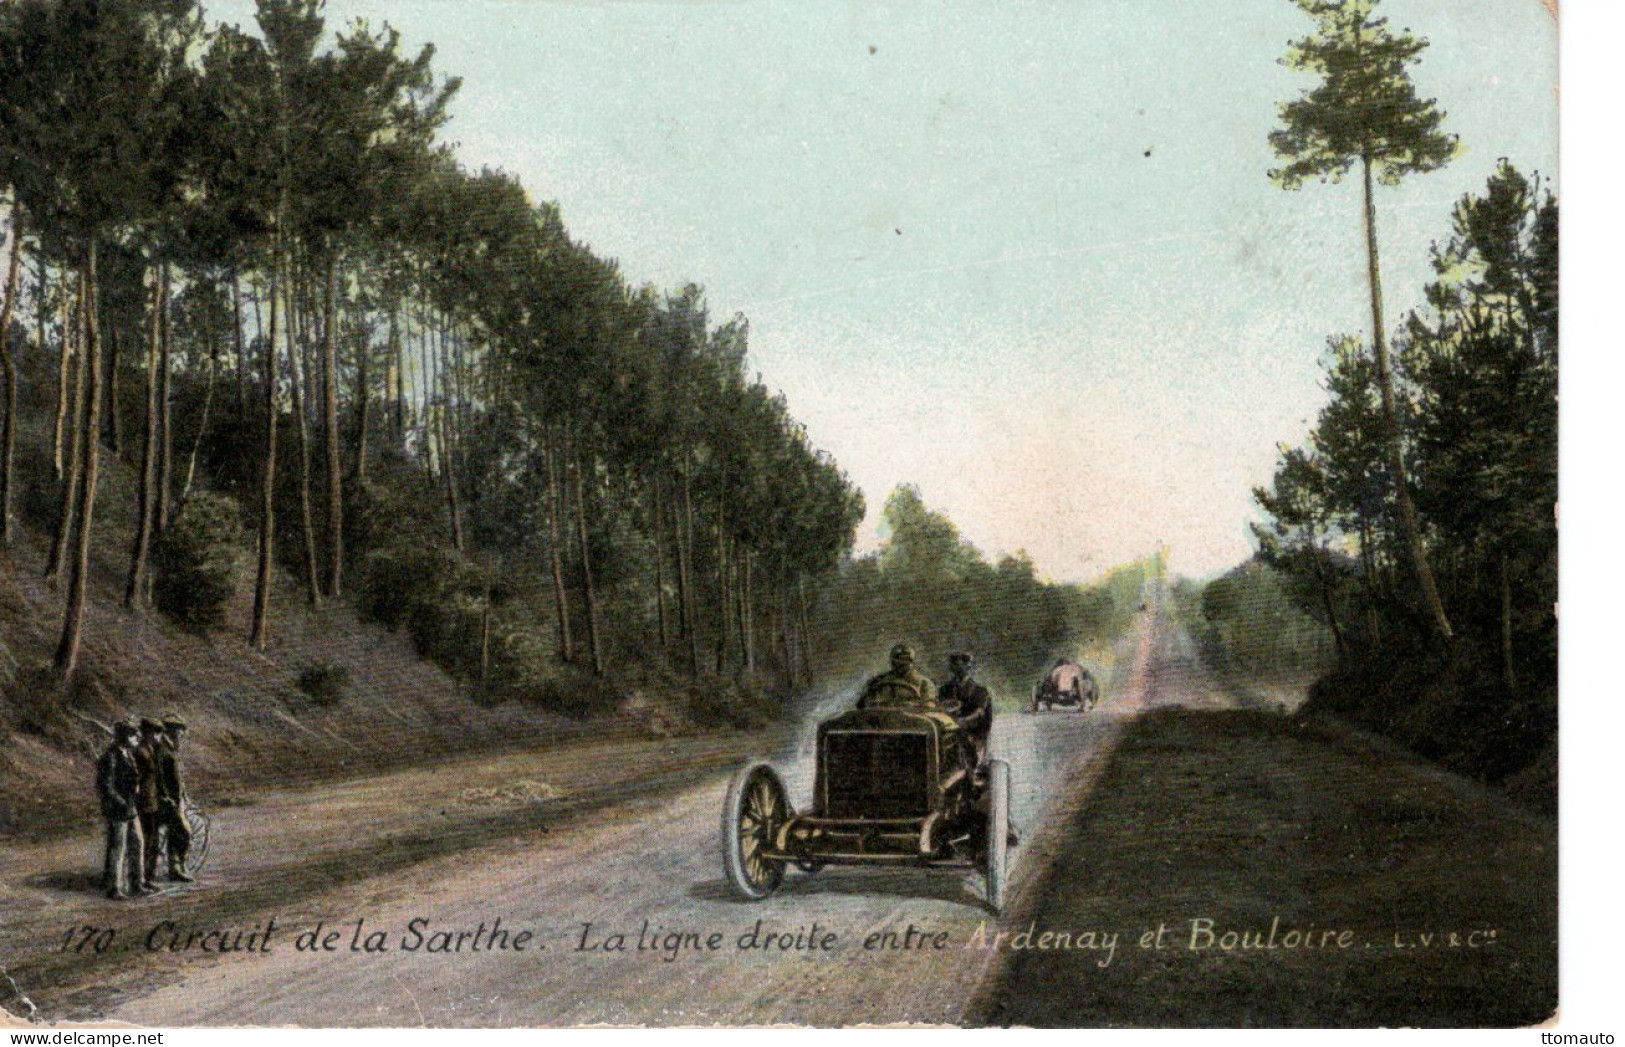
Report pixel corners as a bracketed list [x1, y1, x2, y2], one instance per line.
[722, 761, 790, 901]
[985, 758, 1010, 914]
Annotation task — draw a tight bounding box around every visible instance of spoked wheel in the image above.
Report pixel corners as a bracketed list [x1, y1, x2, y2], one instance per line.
[722, 761, 791, 900]
[184, 803, 211, 875]
[984, 759, 1011, 914]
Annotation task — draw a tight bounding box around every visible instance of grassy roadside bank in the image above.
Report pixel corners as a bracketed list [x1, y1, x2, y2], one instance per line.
[970, 708, 1556, 1027]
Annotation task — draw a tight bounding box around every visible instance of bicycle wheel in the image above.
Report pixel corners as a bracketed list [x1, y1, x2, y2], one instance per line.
[183, 804, 212, 875]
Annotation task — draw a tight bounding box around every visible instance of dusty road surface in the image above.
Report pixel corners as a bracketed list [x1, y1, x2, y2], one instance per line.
[7, 598, 1551, 1029]
[3, 607, 1175, 1027]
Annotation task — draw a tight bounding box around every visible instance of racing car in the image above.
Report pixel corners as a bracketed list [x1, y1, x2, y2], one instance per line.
[1032, 658, 1099, 712]
[720, 705, 1010, 912]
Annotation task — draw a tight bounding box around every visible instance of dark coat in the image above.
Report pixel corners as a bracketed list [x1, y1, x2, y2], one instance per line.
[96, 744, 140, 822]
[155, 741, 184, 807]
[133, 741, 161, 814]
[937, 676, 992, 743]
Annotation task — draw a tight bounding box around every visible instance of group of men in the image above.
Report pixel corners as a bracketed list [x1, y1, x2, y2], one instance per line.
[857, 643, 993, 775]
[95, 717, 193, 900]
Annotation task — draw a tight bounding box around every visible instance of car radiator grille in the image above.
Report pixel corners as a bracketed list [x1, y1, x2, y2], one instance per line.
[823, 732, 931, 819]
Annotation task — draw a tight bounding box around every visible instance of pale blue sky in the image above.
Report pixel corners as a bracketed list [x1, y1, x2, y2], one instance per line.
[212, 0, 1557, 579]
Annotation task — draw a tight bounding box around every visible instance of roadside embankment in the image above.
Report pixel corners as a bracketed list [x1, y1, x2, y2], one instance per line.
[971, 708, 1556, 1027]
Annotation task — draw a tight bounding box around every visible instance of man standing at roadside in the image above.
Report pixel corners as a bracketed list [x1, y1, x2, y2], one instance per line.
[151, 718, 194, 882]
[134, 719, 164, 892]
[96, 722, 144, 900]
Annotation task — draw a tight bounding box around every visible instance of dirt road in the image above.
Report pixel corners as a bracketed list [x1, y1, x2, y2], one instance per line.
[2, 606, 1177, 1027]
[13, 597, 1548, 1029]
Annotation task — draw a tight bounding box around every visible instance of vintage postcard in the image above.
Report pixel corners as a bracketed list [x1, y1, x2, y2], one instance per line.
[0, 0, 1560, 1031]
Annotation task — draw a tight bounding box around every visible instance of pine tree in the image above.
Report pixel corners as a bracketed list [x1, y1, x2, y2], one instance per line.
[1269, 0, 1459, 641]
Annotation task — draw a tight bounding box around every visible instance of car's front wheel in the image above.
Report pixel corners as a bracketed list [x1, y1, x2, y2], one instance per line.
[722, 761, 790, 900]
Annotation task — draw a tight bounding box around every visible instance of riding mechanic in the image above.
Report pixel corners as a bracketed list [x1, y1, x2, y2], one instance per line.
[937, 651, 992, 779]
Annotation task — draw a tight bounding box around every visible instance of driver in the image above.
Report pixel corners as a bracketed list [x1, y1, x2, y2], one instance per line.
[857, 643, 936, 710]
[938, 652, 992, 775]
[1048, 657, 1085, 701]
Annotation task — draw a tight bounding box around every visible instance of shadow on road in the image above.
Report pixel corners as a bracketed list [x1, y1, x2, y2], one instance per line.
[23, 870, 103, 897]
[688, 866, 990, 911]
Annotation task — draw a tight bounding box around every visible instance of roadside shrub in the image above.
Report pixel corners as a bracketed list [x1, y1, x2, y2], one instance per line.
[153, 491, 243, 632]
[297, 661, 352, 706]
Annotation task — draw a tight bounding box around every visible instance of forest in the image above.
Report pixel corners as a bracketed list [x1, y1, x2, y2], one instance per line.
[1232, 0, 1557, 804]
[0, 0, 1123, 731]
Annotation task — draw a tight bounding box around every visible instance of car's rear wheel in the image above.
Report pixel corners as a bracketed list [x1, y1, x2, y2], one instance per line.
[722, 761, 790, 900]
[984, 758, 1010, 914]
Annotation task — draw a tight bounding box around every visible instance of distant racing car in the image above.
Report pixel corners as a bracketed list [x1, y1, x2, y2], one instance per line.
[1032, 659, 1098, 712]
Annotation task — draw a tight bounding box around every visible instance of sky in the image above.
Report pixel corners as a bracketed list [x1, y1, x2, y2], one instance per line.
[212, 0, 1558, 582]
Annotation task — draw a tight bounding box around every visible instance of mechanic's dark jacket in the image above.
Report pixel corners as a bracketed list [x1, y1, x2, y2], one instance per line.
[96, 743, 140, 821]
[937, 677, 992, 743]
[156, 742, 184, 808]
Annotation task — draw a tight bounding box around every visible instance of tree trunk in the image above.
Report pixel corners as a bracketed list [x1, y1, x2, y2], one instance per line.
[55, 251, 103, 681]
[250, 265, 281, 649]
[0, 216, 22, 545]
[299, 271, 318, 431]
[232, 273, 246, 413]
[680, 458, 700, 678]
[45, 279, 85, 585]
[714, 493, 730, 676]
[51, 283, 70, 480]
[417, 303, 433, 479]
[390, 304, 404, 446]
[180, 281, 220, 506]
[1361, 155, 1453, 642]
[1357, 516, 1382, 649]
[737, 545, 754, 675]
[104, 325, 121, 455]
[671, 469, 691, 669]
[1307, 532, 1346, 659]
[155, 264, 173, 534]
[435, 312, 463, 552]
[572, 438, 603, 676]
[354, 292, 372, 482]
[796, 575, 813, 687]
[543, 428, 574, 663]
[124, 270, 162, 608]
[32, 255, 45, 384]
[653, 476, 670, 654]
[1500, 552, 1517, 693]
[479, 585, 492, 686]
[287, 266, 321, 607]
[776, 571, 794, 691]
[437, 402, 463, 551]
[321, 253, 342, 596]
